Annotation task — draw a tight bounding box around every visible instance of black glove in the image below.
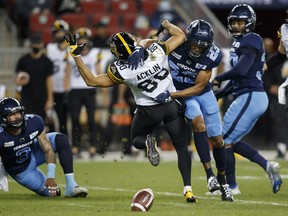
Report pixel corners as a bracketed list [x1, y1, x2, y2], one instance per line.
[154, 24, 165, 37]
[64, 33, 86, 57]
[175, 98, 186, 114]
[128, 46, 145, 70]
[154, 90, 171, 103]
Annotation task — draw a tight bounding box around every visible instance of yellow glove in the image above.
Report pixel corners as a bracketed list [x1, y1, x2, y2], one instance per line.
[64, 33, 86, 57]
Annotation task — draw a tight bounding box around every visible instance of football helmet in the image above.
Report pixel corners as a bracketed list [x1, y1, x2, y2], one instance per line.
[185, 19, 214, 59]
[76, 27, 92, 39]
[0, 97, 25, 129]
[51, 20, 69, 34]
[227, 4, 256, 38]
[109, 32, 137, 60]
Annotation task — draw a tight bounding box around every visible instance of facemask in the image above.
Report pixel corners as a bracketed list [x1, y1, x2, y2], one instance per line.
[32, 47, 41, 54]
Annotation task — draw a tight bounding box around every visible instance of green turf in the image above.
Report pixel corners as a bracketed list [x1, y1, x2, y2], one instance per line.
[1, 159, 287, 216]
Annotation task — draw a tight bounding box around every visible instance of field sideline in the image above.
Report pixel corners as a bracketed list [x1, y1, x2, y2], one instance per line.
[1, 157, 287, 216]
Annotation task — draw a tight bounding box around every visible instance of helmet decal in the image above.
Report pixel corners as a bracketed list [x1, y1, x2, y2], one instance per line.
[116, 33, 133, 56]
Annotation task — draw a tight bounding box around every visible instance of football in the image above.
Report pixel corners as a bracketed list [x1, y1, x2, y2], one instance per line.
[130, 188, 154, 212]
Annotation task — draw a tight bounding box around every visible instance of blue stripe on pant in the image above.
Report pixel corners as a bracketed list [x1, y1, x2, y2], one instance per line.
[222, 92, 268, 144]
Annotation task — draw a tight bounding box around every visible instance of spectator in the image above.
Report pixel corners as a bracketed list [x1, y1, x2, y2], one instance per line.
[149, 0, 186, 30]
[92, 22, 110, 48]
[262, 38, 288, 159]
[46, 20, 70, 135]
[66, 27, 102, 158]
[15, 33, 54, 129]
[13, 0, 52, 45]
[266, 19, 288, 158]
[54, 0, 81, 16]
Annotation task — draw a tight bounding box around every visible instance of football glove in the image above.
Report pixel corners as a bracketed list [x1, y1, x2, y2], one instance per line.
[154, 90, 171, 103]
[64, 33, 86, 57]
[128, 46, 145, 70]
[175, 98, 186, 114]
[154, 24, 165, 37]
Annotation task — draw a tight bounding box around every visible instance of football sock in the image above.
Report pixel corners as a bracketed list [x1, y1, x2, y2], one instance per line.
[205, 167, 214, 180]
[183, 185, 192, 194]
[65, 173, 77, 189]
[174, 144, 192, 186]
[212, 146, 226, 171]
[194, 132, 211, 163]
[217, 173, 226, 185]
[234, 141, 267, 170]
[55, 134, 73, 174]
[225, 147, 237, 187]
[133, 135, 147, 149]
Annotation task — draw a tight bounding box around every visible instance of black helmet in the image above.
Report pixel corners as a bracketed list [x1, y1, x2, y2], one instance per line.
[108, 32, 137, 60]
[52, 20, 69, 35]
[227, 4, 256, 38]
[185, 19, 214, 59]
[76, 27, 92, 39]
[0, 97, 25, 129]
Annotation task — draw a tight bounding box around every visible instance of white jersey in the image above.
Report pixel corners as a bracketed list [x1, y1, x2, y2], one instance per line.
[107, 41, 176, 106]
[46, 43, 69, 93]
[68, 48, 101, 89]
[280, 23, 288, 58]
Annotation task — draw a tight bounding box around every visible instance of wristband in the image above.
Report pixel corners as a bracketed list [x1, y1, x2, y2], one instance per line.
[47, 163, 56, 178]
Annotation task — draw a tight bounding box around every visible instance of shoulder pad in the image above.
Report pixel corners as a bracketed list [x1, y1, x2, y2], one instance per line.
[240, 33, 263, 51]
[107, 63, 124, 83]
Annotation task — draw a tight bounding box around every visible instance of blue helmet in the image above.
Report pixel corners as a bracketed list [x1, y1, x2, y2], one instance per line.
[185, 19, 214, 59]
[227, 4, 256, 38]
[0, 97, 25, 129]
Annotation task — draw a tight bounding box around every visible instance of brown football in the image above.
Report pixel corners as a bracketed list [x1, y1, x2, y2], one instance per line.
[130, 188, 154, 212]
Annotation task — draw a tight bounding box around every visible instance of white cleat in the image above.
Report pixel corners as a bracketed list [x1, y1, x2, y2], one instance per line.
[65, 186, 88, 198]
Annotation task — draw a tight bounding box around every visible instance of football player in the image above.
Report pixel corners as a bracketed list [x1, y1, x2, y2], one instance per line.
[213, 4, 282, 194]
[0, 97, 88, 197]
[266, 16, 288, 113]
[65, 20, 197, 203]
[47, 19, 70, 135]
[128, 20, 233, 202]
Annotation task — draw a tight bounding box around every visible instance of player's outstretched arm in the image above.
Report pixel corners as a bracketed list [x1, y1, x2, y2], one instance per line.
[64, 33, 115, 88]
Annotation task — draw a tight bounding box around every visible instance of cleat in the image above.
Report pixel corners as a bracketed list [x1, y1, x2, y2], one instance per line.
[207, 176, 220, 192]
[65, 186, 88, 198]
[230, 184, 241, 195]
[206, 184, 241, 196]
[146, 134, 160, 166]
[205, 190, 221, 195]
[266, 161, 282, 193]
[220, 184, 234, 202]
[184, 190, 197, 203]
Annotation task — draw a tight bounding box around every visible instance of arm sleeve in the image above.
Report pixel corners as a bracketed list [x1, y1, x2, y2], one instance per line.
[214, 81, 234, 99]
[215, 48, 257, 82]
[266, 51, 287, 70]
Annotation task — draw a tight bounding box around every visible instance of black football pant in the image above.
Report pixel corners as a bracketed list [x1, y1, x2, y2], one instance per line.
[131, 100, 191, 186]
